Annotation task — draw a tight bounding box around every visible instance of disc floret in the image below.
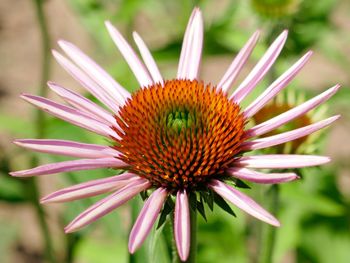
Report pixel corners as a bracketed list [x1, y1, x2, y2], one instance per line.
[114, 79, 246, 191]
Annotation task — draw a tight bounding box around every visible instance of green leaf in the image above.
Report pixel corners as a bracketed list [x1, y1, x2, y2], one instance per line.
[149, 224, 171, 263]
[196, 197, 207, 221]
[140, 190, 149, 201]
[157, 197, 174, 229]
[235, 179, 251, 189]
[189, 192, 197, 211]
[213, 192, 236, 217]
[200, 190, 214, 211]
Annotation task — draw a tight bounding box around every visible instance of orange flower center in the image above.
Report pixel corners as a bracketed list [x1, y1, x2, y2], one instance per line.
[114, 79, 245, 191]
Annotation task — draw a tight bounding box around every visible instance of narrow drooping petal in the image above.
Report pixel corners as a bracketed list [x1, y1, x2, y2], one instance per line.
[235, 155, 330, 169]
[41, 173, 139, 203]
[52, 50, 121, 113]
[218, 31, 260, 93]
[65, 178, 151, 233]
[245, 84, 340, 137]
[177, 8, 203, 80]
[244, 51, 313, 118]
[21, 94, 118, 138]
[230, 31, 288, 103]
[48, 81, 116, 125]
[132, 32, 164, 86]
[227, 167, 299, 184]
[58, 41, 130, 103]
[241, 115, 339, 151]
[105, 22, 153, 87]
[13, 139, 120, 159]
[210, 180, 280, 226]
[129, 188, 168, 253]
[174, 190, 191, 262]
[10, 157, 128, 177]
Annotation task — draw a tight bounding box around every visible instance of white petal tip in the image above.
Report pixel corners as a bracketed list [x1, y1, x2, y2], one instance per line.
[128, 244, 136, 254]
[40, 198, 50, 204]
[324, 157, 331, 163]
[330, 115, 341, 122]
[132, 31, 138, 37]
[306, 50, 314, 56]
[47, 82, 59, 91]
[179, 253, 189, 262]
[105, 21, 116, 33]
[47, 80, 55, 86]
[12, 140, 22, 146]
[64, 223, 79, 233]
[252, 30, 261, 39]
[9, 171, 30, 177]
[57, 40, 68, 48]
[20, 93, 29, 99]
[51, 49, 59, 56]
[64, 227, 74, 234]
[271, 220, 281, 227]
[332, 84, 341, 92]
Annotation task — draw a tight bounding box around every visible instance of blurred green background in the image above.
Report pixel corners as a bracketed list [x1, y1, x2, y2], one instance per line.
[0, 0, 349, 262]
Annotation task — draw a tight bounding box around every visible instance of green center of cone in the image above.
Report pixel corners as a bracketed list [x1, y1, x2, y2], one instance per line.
[166, 109, 195, 133]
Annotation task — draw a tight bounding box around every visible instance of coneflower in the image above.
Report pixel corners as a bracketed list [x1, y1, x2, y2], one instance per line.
[11, 8, 339, 262]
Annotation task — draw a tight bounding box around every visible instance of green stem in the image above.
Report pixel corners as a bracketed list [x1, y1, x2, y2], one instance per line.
[24, 176, 57, 263]
[27, 1, 56, 262]
[258, 185, 280, 263]
[169, 215, 180, 263]
[33, 0, 51, 101]
[64, 232, 82, 263]
[129, 199, 140, 263]
[186, 207, 197, 263]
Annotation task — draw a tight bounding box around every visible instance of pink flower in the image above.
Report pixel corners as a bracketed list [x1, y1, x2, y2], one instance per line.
[11, 8, 339, 262]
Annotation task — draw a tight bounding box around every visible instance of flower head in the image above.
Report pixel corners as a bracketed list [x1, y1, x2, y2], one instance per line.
[11, 8, 339, 261]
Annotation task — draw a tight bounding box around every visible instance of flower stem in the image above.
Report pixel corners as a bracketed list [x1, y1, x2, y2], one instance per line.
[170, 217, 181, 263]
[258, 184, 280, 263]
[24, 176, 57, 263]
[27, 1, 56, 263]
[129, 199, 140, 263]
[186, 207, 197, 263]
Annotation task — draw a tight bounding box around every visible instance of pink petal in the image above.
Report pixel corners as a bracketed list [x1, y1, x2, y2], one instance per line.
[21, 94, 118, 138]
[218, 31, 260, 93]
[64, 178, 151, 233]
[10, 157, 128, 177]
[235, 155, 330, 169]
[52, 50, 121, 113]
[13, 139, 120, 159]
[105, 21, 153, 87]
[132, 32, 164, 86]
[58, 41, 130, 104]
[242, 115, 340, 151]
[177, 8, 203, 80]
[128, 188, 168, 253]
[210, 180, 280, 226]
[48, 81, 116, 125]
[245, 84, 340, 138]
[174, 190, 191, 262]
[243, 51, 313, 118]
[230, 31, 288, 103]
[227, 167, 299, 184]
[41, 173, 139, 203]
